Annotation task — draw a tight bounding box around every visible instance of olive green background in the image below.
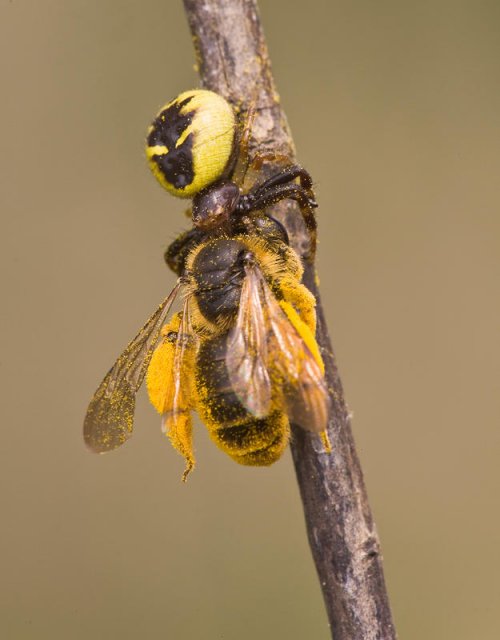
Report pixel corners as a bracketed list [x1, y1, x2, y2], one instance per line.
[1, 1, 499, 638]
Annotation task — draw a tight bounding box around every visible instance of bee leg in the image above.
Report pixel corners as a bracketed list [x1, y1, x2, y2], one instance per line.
[164, 411, 195, 482]
[165, 227, 206, 275]
[280, 278, 317, 334]
[147, 313, 197, 481]
[148, 313, 182, 414]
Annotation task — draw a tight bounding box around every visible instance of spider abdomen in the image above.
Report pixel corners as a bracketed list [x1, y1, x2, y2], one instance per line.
[146, 90, 236, 199]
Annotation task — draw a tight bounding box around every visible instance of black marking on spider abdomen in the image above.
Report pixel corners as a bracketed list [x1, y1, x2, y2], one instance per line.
[147, 96, 195, 189]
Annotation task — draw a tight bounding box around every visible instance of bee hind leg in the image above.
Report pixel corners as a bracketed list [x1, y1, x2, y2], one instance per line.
[146, 313, 197, 481]
[279, 278, 317, 334]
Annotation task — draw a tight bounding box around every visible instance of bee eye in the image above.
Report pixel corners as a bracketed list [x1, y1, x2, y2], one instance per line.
[146, 90, 236, 199]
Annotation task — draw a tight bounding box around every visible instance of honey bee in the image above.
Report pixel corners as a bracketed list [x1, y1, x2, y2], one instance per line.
[84, 90, 331, 479]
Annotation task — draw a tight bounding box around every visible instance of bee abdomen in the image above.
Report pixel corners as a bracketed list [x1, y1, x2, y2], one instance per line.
[195, 334, 289, 466]
[196, 335, 250, 423]
[212, 413, 289, 466]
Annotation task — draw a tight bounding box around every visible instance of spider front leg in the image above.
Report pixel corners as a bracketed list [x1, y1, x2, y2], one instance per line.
[231, 102, 257, 187]
[251, 164, 316, 200]
[237, 179, 318, 260]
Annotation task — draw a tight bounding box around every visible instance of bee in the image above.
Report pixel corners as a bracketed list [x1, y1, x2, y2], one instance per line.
[84, 89, 330, 479]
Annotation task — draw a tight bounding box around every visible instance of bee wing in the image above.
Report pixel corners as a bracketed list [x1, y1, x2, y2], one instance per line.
[83, 281, 182, 453]
[226, 265, 272, 418]
[160, 296, 196, 431]
[160, 297, 197, 480]
[259, 271, 330, 434]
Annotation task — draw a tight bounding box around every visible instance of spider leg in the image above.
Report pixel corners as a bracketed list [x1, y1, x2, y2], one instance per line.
[241, 182, 317, 212]
[231, 103, 257, 187]
[237, 183, 318, 260]
[251, 164, 315, 197]
[165, 227, 206, 275]
[250, 152, 297, 173]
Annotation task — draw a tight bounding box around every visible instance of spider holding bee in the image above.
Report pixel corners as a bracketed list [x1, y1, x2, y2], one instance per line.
[84, 89, 331, 479]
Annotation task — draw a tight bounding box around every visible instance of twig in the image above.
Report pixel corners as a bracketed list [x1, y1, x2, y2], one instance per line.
[182, 1, 397, 638]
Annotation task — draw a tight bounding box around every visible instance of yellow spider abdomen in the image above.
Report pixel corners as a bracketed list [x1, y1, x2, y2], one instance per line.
[146, 89, 236, 199]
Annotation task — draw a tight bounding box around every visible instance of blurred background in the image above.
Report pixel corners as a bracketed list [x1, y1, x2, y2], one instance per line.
[1, 1, 499, 638]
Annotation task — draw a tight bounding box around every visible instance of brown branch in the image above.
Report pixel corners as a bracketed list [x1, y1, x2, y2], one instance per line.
[182, 1, 397, 638]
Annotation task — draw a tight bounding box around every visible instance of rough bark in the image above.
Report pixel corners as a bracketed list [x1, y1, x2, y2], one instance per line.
[182, 1, 397, 638]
